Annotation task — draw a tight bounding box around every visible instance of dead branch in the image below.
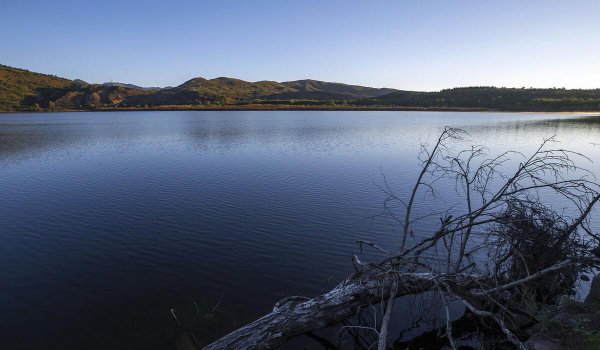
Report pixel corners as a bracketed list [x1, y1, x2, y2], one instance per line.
[377, 276, 397, 350]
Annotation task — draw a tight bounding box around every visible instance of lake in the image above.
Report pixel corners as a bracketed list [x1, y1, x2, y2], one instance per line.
[1, 111, 599, 349]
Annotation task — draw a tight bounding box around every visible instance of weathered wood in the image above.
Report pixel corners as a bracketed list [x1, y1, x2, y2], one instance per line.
[203, 270, 437, 349]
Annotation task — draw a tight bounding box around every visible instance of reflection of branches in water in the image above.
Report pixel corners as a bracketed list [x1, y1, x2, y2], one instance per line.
[170, 293, 225, 349]
[389, 292, 439, 342]
[205, 127, 600, 349]
[393, 311, 481, 349]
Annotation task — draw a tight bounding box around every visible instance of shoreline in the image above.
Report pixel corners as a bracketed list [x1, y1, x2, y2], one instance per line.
[2, 105, 600, 115]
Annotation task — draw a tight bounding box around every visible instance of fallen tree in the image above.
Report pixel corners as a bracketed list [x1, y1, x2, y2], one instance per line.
[204, 127, 600, 349]
[205, 269, 435, 349]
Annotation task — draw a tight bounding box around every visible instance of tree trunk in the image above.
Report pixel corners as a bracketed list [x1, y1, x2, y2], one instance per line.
[204, 270, 436, 349]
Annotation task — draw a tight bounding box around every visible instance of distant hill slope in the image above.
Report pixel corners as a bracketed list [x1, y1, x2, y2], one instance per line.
[175, 77, 296, 102]
[120, 77, 280, 107]
[0, 64, 72, 111]
[3, 64, 600, 111]
[0, 64, 397, 110]
[114, 76, 400, 106]
[0, 65, 163, 111]
[362, 87, 600, 111]
[102, 82, 163, 91]
[276, 79, 397, 100]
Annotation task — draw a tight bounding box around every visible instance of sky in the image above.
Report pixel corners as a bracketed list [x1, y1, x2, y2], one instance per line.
[1, 0, 599, 90]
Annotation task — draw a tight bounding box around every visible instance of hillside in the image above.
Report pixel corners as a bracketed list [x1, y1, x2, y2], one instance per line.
[0, 65, 72, 111]
[275, 79, 397, 100]
[362, 87, 600, 111]
[102, 82, 163, 91]
[3, 64, 600, 112]
[0, 65, 164, 111]
[136, 77, 397, 105]
[178, 77, 295, 101]
[124, 78, 295, 106]
[0, 65, 401, 110]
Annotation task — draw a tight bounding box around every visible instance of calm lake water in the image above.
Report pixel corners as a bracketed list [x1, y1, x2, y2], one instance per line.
[1, 111, 599, 349]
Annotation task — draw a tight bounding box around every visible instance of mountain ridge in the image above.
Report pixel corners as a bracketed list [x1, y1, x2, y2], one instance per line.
[0, 64, 400, 111]
[2, 64, 600, 112]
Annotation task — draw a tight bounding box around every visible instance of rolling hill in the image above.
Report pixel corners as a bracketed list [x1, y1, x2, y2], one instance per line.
[275, 79, 397, 100]
[0, 65, 399, 111]
[0, 64, 72, 111]
[2, 64, 600, 112]
[126, 77, 398, 106]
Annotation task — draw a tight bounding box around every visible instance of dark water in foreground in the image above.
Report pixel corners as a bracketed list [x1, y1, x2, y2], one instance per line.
[1, 111, 599, 349]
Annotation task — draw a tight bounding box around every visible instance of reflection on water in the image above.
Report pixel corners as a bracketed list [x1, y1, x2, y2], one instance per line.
[2, 112, 599, 163]
[0, 111, 599, 349]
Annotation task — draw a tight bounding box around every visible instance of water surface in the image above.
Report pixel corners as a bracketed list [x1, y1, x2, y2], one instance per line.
[1, 111, 599, 349]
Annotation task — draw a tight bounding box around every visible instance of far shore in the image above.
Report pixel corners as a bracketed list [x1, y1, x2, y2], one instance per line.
[2, 105, 600, 114]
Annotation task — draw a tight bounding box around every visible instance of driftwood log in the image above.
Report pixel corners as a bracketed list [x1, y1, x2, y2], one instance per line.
[204, 269, 437, 349]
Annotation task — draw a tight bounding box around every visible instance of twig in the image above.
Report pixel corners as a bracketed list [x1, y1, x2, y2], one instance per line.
[356, 240, 391, 256]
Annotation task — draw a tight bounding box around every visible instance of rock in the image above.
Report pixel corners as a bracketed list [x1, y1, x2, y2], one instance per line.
[585, 274, 600, 305]
[525, 335, 562, 350]
[525, 273, 600, 350]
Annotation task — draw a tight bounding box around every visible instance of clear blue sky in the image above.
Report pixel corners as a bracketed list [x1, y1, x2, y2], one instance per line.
[1, 0, 599, 90]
